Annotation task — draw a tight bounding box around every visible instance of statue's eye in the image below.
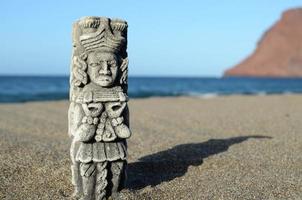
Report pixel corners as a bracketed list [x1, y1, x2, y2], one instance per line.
[109, 60, 116, 66]
[89, 63, 99, 67]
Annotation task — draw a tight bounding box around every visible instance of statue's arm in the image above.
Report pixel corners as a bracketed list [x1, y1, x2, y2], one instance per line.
[68, 102, 96, 142]
[68, 102, 84, 137]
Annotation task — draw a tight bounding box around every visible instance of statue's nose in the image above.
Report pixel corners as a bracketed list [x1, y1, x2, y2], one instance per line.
[99, 62, 111, 75]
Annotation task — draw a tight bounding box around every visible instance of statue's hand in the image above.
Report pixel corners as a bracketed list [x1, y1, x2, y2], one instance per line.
[111, 117, 132, 139]
[75, 123, 96, 142]
[105, 102, 126, 118]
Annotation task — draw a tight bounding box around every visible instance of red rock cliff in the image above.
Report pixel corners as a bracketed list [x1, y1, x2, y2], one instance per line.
[224, 8, 302, 77]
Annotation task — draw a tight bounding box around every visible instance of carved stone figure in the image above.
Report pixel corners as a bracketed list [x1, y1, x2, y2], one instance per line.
[68, 17, 131, 200]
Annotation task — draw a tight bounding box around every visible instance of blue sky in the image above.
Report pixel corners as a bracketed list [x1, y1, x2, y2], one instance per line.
[1, 1, 301, 77]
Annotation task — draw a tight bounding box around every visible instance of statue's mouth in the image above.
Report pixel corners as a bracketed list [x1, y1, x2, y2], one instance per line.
[98, 76, 112, 82]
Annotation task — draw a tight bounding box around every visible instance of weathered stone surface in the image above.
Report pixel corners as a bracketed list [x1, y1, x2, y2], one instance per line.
[224, 8, 302, 77]
[68, 16, 131, 200]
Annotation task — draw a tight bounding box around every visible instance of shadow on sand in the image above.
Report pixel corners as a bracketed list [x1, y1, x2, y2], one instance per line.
[126, 135, 271, 190]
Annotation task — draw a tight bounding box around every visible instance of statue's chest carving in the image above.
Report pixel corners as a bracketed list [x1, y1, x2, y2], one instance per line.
[72, 86, 128, 104]
[80, 102, 130, 142]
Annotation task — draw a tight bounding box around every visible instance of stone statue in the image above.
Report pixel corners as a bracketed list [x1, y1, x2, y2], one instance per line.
[68, 17, 131, 200]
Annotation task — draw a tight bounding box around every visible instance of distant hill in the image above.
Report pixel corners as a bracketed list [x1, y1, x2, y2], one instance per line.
[224, 8, 302, 77]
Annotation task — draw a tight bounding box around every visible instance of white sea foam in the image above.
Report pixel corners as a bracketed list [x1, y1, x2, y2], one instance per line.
[282, 91, 293, 95]
[200, 93, 219, 99]
[187, 92, 219, 99]
[256, 91, 267, 96]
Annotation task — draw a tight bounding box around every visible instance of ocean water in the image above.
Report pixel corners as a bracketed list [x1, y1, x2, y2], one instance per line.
[0, 76, 302, 103]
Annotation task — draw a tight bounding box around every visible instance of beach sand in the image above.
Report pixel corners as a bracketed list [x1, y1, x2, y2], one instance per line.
[0, 95, 301, 200]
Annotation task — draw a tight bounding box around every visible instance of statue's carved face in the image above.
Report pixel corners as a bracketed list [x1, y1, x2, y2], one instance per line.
[87, 52, 118, 87]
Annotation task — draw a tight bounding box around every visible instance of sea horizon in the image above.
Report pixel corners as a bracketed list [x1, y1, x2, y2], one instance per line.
[0, 75, 302, 103]
[2, 74, 302, 78]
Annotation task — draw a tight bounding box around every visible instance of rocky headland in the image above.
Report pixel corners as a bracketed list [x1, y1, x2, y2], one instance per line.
[224, 8, 302, 77]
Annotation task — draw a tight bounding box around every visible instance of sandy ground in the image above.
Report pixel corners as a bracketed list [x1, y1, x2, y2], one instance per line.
[0, 95, 301, 200]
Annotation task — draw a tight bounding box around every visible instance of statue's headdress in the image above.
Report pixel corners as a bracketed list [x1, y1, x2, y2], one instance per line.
[73, 17, 128, 54]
